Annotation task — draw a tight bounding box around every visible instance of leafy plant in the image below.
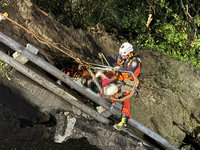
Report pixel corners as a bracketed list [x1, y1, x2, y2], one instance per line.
[0, 60, 11, 80]
[143, 12, 200, 69]
[1, 0, 8, 9]
[31, 0, 200, 69]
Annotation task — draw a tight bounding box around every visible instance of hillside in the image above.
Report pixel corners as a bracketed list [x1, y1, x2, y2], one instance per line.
[0, 0, 200, 149]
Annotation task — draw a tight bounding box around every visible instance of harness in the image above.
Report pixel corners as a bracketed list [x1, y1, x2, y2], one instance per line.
[117, 54, 141, 77]
[117, 53, 134, 66]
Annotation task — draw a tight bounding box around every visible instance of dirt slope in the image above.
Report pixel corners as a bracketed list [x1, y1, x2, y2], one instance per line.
[0, 0, 200, 149]
[0, 0, 119, 67]
[132, 49, 200, 148]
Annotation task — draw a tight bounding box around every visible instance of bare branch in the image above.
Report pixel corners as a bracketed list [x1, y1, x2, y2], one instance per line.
[146, 14, 153, 28]
[186, 4, 193, 20]
[147, 0, 156, 16]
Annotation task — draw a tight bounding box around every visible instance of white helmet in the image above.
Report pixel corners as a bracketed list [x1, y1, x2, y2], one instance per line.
[103, 83, 118, 96]
[119, 42, 133, 55]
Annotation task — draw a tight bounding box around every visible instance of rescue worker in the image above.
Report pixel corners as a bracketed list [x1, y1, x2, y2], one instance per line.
[106, 42, 141, 130]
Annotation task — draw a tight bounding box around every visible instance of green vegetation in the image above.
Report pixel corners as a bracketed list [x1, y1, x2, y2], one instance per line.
[0, 60, 10, 80]
[32, 0, 200, 69]
[1, 0, 8, 10]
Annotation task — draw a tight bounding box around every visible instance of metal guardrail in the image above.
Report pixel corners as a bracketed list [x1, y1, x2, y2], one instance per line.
[0, 32, 178, 150]
[0, 50, 110, 124]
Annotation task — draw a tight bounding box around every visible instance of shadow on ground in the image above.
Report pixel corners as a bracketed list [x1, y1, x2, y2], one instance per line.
[0, 83, 100, 150]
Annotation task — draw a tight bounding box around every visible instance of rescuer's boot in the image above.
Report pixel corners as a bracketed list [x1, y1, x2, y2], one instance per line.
[113, 114, 128, 130]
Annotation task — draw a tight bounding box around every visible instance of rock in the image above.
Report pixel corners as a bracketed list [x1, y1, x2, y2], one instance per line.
[54, 111, 148, 150]
[131, 50, 200, 147]
[0, 0, 199, 149]
[54, 112, 76, 143]
[0, 101, 100, 149]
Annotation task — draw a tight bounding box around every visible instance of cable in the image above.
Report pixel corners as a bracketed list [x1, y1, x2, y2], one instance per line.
[0, 13, 92, 68]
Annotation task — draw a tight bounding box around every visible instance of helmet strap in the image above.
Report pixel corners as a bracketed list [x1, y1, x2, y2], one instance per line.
[128, 52, 134, 59]
[119, 53, 133, 66]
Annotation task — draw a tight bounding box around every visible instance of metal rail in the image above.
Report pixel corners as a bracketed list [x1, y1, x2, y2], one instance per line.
[0, 50, 110, 124]
[0, 32, 178, 150]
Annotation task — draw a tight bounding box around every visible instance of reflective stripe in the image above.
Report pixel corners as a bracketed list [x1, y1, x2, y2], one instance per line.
[117, 53, 134, 66]
[134, 63, 140, 77]
[117, 58, 122, 65]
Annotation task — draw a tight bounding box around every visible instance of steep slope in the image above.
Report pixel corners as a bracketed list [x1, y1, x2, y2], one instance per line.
[132, 49, 200, 148]
[0, 0, 118, 66]
[0, 0, 200, 149]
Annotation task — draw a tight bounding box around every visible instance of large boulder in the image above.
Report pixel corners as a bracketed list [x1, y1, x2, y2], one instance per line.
[131, 49, 200, 148]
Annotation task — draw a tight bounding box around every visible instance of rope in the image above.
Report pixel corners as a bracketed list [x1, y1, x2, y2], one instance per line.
[105, 79, 137, 102]
[98, 53, 110, 67]
[105, 88, 136, 102]
[0, 13, 138, 102]
[0, 13, 92, 68]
